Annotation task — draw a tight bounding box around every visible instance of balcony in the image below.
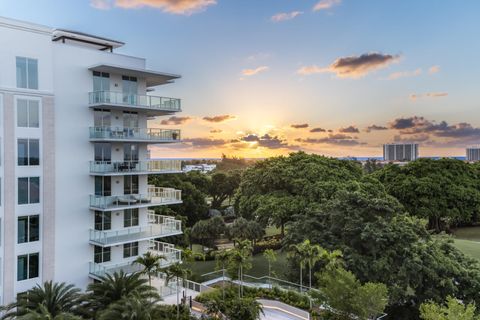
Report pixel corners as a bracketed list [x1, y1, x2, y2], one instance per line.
[89, 186, 182, 211]
[89, 127, 181, 143]
[88, 240, 182, 279]
[89, 91, 181, 115]
[90, 160, 182, 176]
[89, 214, 182, 246]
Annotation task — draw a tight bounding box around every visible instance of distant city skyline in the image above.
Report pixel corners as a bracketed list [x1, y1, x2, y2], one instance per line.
[2, 0, 479, 158]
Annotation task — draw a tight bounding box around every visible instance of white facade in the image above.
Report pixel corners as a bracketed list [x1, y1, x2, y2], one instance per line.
[183, 164, 217, 173]
[383, 143, 419, 162]
[466, 147, 480, 162]
[0, 16, 183, 304]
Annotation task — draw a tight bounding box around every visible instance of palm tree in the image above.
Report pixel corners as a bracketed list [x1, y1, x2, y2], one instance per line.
[86, 271, 159, 315]
[164, 263, 192, 319]
[215, 249, 231, 302]
[1, 281, 85, 319]
[301, 240, 326, 289]
[288, 242, 307, 292]
[98, 291, 162, 320]
[16, 305, 82, 320]
[229, 240, 253, 298]
[133, 251, 166, 286]
[263, 249, 277, 279]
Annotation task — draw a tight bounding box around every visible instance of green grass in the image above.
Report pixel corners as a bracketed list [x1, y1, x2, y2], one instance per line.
[451, 226, 480, 261]
[187, 250, 288, 280]
[453, 239, 480, 260]
[265, 226, 281, 237]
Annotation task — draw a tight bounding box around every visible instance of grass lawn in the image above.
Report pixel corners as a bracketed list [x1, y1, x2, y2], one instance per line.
[451, 226, 480, 261]
[187, 250, 289, 280]
[453, 239, 480, 260]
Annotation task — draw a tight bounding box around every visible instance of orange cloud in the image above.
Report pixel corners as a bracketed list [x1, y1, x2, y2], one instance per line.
[313, 0, 341, 11]
[91, 0, 216, 15]
[160, 116, 193, 125]
[291, 123, 309, 129]
[271, 11, 303, 22]
[298, 53, 399, 78]
[241, 66, 269, 76]
[410, 92, 448, 100]
[203, 115, 236, 123]
[429, 65, 440, 74]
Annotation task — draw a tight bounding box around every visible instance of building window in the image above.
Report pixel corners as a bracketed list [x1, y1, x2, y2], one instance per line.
[124, 175, 139, 195]
[17, 253, 39, 281]
[94, 246, 111, 263]
[93, 71, 110, 92]
[17, 99, 39, 128]
[18, 215, 40, 244]
[124, 209, 139, 228]
[18, 139, 40, 166]
[95, 211, 111, 231]
[94, 143, 111, 162]
[18, 177, 40, 205]
[123, 242, 138, 258]
[94, 176, 111, 196]
[94, 109, 111, 128]
[124, 143, 138, 162]
[16, 57, 38, 90]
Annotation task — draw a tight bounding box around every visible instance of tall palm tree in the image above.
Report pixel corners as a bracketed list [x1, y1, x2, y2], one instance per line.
[86, 271, 159, 315]
[164, 263, 192, 320]
[215, 249, 231, 302]
[1, 281, 85, 319]
[263, 249, 277, 289]
[288, 242, 307, 292]
[133, 251, 166, 286]
[301, 240, 326, 289]
[229, 240, 253, 298]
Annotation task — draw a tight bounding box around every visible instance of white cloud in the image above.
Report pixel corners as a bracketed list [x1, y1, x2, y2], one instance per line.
[313, 0, 341, 11]
[271, 11, 303, 22]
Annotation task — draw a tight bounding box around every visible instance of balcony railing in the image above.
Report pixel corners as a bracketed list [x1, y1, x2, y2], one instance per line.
[89, 214, 182, 246]
[149, 240, 182, 267]
[89, 127, 181, 142]
[90, 160, 182, 175]
[89, 91, 181, 112]
[89, 239, 182, 278]
[89, 187, 182, 210]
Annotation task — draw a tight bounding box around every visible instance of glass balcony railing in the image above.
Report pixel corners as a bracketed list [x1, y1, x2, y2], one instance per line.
[89, 215, 182, 246]
[90, 160, 182, 175]
[89, 127, 181, 142]
[89, 91, 181, 112]
[89, 187, 182, 210]
[88, 239, 182, 279]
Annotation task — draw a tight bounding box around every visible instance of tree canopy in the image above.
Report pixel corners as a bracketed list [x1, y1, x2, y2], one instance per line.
[374, 158, 480, 232]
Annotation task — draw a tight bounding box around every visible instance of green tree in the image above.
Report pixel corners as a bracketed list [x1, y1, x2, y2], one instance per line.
[363, 158, 383, 174]
[224, 298, 263, 320]
[164, 263, 192, 319]
[420, 296, 480, 320]
[228, 240, 253, 298]
[314, 265, 388, 320]
[133, 251, 166, 287]
[191, 216, 226, 249]
[208, 170, 241, 209]
[1, 281, 85, 319]
[374, 158, 480, 232]
[215, 249, 231, 302]
[263, 249, 277, 280]
[228, 217, 264, 245]
[16, 305, 82, 320]
[86, 271, 159, 316]
[98, 292, 162, 320]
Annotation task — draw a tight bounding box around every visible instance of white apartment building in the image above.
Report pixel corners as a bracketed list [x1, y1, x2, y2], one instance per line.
[383, 143, 419, 162]
[466, 147, 480, 162]
[0, 16, 184, 304]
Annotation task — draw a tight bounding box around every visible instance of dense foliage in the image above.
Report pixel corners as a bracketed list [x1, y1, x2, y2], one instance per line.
[374, 158, 480, 231]
[235, 152, 480, 319]
[420, 296, 480, 320]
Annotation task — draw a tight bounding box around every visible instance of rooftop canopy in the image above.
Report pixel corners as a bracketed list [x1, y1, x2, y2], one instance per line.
[52, 29, 124, 51]
[88, 64, 181, 87]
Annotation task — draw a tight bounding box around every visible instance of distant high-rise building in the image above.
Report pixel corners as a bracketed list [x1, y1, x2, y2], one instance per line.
[383, 143, 419, 162]
[466, 147, 480, 161]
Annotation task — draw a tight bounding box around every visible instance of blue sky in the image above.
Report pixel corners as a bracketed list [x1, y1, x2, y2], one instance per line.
[2, 0, 479, 158]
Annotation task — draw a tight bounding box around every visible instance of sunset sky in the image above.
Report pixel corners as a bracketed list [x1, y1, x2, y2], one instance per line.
[2, 0, 480, 158]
